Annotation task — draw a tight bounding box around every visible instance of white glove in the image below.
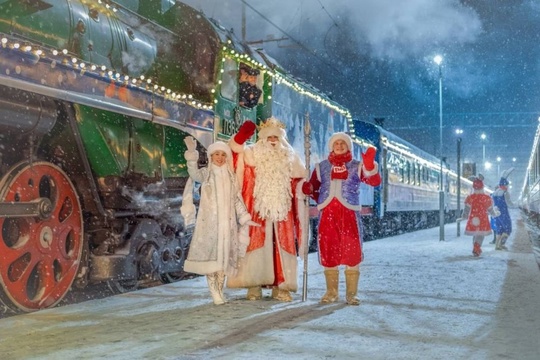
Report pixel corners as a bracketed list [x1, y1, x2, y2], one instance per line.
[184, 136, 197, 152]
[492, 207, 501, 218]
[246, 220, 261, 227]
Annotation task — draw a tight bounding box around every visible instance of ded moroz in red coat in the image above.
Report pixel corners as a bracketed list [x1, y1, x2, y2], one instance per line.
[226, 119, 307, 292]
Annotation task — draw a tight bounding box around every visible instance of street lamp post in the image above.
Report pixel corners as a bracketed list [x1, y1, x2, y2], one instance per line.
[434, 55, 444, 241]
[496, 156, 501, 179]
[456, 129, 463, 237]
[481, 133, 486, 165]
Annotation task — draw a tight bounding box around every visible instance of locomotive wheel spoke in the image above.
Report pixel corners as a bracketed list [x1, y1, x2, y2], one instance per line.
[0, 162, 83, 312]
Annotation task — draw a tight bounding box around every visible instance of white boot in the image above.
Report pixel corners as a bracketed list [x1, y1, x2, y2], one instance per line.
[499, 234, 509, 250]
[320, 270, 339, 303]
[216, 271, 227, 303]
[345, 269, 360, 306]
[246, 286, 262, 300]
[271, 286, 293, 302]
[207, 273, 225, 305]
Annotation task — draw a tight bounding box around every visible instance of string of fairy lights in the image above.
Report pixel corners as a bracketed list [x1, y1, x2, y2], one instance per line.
[0, 34, 211, 111]
[219, 41, 357, 140]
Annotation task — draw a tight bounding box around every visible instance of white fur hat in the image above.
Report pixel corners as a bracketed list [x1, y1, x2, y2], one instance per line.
[258, 117, 287, 140]
[208, 141, 232, 158]
[208, 142, 234, 170]
[328, 132, 352, 152]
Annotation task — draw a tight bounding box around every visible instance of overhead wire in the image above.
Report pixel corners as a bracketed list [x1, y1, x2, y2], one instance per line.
[239, 0, 345, 76]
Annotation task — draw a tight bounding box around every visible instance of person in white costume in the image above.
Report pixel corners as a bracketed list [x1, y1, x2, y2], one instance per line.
[182, 137, 259, 305]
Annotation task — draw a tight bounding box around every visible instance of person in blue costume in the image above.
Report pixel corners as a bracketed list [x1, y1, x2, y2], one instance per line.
[491, 168, 515, 250]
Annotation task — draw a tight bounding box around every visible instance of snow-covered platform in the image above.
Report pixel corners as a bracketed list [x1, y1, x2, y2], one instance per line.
[1, 209, 539, 360]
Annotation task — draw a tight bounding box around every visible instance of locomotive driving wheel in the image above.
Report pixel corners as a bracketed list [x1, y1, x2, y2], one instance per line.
[0, 161, 83, 312]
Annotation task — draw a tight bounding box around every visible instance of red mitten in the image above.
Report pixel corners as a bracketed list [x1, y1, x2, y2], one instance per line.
[362, 147, 376, 171]
[233, 121, 256, 144]
[302, 182, 313, 195]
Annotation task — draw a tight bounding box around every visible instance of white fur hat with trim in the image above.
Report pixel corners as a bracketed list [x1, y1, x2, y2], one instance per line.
[328, 132, 352, 152]
[208, 141, 234, 170]
[208, 141, 232, 158]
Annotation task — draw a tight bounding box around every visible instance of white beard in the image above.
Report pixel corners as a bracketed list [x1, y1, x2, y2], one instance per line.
[253, 141, 294, 222]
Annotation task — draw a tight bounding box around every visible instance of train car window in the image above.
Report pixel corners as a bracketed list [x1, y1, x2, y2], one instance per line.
[406, 161, 411, 184]
[386, 153, 400, 184]
[411, 163, 416, 185]
[220, 58, 238, 101]
[429, 169, 436, 189]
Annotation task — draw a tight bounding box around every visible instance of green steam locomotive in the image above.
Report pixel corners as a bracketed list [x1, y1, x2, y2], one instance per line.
[0, 0, 353, 312]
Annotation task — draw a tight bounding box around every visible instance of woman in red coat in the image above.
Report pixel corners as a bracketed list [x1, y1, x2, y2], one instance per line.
[462, 175, 499, 257]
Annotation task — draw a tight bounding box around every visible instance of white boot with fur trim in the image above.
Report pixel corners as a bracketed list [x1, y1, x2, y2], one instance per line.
[207, 273, 225, 305]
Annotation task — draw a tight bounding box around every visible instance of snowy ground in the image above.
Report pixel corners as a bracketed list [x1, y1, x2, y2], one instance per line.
[0, 209, 539, 360]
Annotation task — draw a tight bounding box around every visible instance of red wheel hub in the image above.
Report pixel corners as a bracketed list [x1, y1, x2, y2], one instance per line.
[0, 162, 83, 311]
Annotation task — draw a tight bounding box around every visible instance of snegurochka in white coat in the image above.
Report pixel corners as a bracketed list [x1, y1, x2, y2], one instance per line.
[182, 137, 259, 305]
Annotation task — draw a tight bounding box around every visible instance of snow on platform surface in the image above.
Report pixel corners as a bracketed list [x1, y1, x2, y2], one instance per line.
[1, 209, 539, 360]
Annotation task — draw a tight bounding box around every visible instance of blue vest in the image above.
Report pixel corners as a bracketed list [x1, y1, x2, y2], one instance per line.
[317, 159, 361, 210]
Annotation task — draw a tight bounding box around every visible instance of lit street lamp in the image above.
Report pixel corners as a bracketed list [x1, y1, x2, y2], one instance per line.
[456, 128, 463, 237]
[434, 55, 444, 241]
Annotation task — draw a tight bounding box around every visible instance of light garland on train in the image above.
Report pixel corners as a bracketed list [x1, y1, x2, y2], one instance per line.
[221, 42, 355, 134]
[0, 34, 213, 111]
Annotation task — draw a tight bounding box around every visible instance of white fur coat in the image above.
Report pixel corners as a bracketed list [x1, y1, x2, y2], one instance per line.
[226, 139, 308, 291]
[182, 150, 251, 276]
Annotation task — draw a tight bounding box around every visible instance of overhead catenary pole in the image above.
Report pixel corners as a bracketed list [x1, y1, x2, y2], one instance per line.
[302, 112, 311, 302]
[457, 136, 462, 237]
[434, 55, 444, 242]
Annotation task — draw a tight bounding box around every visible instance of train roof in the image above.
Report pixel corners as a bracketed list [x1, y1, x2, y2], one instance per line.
[353, 120, 441, 164]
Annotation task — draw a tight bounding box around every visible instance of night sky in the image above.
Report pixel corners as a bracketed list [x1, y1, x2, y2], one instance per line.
[183, 0, 540, 195]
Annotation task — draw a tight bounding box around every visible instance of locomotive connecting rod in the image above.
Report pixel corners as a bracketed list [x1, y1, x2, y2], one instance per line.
[0, 198, 53, 219]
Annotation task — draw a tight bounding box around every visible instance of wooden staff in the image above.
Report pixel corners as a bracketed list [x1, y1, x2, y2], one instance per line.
[302, 112, 311, 302]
